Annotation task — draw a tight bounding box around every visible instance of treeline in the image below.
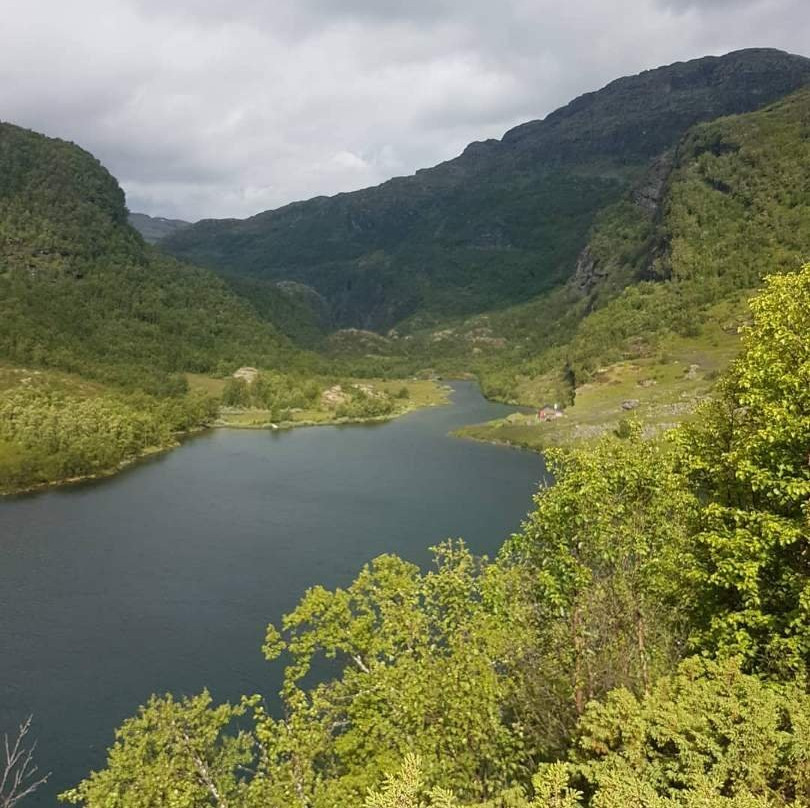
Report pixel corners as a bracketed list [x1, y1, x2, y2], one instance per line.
[60, 266, 810, 807]
[222, 372, 321, 418]
[0, 385, 217, 492]
[222, 371, 401, 421]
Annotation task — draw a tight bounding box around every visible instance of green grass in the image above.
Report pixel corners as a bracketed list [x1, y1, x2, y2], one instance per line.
[0, 363, 108, 396]
[457, 319, 740, 450]
[215, 377, 449, 429]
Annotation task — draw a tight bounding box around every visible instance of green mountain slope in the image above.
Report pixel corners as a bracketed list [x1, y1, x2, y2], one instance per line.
[450, 84, 810, 421]
[0, 121, 321, 492]
[0, 121, 306, 390]
[162, 48, 810, 330]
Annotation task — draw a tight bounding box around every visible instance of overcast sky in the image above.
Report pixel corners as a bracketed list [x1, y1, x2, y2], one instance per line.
[1, 0, 806, 220]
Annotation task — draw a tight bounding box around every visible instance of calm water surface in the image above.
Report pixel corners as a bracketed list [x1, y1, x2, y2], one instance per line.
[0, 382, 546, 804]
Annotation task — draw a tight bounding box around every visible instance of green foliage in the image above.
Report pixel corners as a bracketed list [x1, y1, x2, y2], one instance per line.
[503, 427, 693, 746]
[0, 383, 217, 491]
[364, 755, 459, 808]
[571, 657, 810, 806]
[371, 659, 809, 808]
[0, 120, 317, 393]
[221, 372, 320, 418]
[60, 692, 254, 808]
[334, 385, 396, 419]
[679, 265, 810, 673]
[252, 542, 536, 806]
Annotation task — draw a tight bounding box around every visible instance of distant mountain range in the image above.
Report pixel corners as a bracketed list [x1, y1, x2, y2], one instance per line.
[128, 212, 192, 244]
[161, 48, 810, 331]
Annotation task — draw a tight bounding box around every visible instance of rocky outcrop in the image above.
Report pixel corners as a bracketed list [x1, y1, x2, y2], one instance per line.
[572, 246, 608, 296]
[631, 152, 674, 214]
[233, 366, 259, 383]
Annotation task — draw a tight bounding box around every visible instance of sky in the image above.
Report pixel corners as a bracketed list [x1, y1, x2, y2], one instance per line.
[1, 0, 807, 221]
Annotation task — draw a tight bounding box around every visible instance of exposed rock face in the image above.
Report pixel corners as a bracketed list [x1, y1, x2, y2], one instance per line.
[233, 366, 259, 383]
[574, 150, 676, 297]
[572, 246, 608, 296]
[326, 328, 392, 355]
[320, 385, 349, 408]
[631, 152, 675, 214]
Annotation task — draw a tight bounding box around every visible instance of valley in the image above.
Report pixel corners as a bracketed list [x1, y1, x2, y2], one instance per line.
[2, 41, 810, 808]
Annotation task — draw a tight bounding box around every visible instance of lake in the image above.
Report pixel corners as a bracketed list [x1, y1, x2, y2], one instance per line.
[0, 382, 546, 804]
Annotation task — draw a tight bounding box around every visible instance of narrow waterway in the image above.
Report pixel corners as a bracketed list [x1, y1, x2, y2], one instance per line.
[0, 382, 547, 804]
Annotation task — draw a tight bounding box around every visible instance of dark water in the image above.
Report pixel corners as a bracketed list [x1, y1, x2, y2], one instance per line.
[0, 382, 546, 804]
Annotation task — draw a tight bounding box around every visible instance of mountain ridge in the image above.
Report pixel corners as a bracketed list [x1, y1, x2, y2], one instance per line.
[128, 212, 192, 244]
[162, 47, 810, 330]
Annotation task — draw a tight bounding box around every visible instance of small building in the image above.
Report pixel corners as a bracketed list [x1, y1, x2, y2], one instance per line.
[537, 405, 564, 422]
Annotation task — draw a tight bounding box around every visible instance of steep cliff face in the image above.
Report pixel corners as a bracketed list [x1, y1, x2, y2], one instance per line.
[163, 49, 810, 331]
[571, 151, 675, 297]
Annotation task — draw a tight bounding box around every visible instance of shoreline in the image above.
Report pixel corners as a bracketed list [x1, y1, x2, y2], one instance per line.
[1, 394, 452, 498]
[215, 397, 447, 431]
[0, 440, 181, 499]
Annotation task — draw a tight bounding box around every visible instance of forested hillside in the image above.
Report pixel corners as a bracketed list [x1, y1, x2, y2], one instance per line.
[63, 263, 810, 807]
[464, 84, 810, 406]
[162, 48, 810, 329]
[0, 121, 315, 491]
[0, 120, 308, 386]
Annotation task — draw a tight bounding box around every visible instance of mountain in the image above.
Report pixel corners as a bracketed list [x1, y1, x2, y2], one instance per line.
[437, 82, 810, 408]
[162, 48, 810, 331]
[128, 212, 192, 243]
[0, 120, 306, 390]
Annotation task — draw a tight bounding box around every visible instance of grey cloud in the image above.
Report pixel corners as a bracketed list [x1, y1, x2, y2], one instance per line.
[1, 0, 807, 220]
[657, 0, 760, 8]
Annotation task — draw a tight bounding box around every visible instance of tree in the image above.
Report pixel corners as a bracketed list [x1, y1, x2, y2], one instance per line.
[503, 427, 693, 747]
[680, 264, 810, 674]
[60, 692, 253, 808]
[1, 716, 49, 808]
[252, 542, 538, 807]
[570, 657, 810, 806]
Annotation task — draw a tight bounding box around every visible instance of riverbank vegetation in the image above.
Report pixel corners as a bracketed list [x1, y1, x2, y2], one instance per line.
[455, 310, 741, 450]
[209, 374, 446, 428]
[0, 367, 219, 494]
[62, 266, 810, 807]
[0, 367, 447, 494]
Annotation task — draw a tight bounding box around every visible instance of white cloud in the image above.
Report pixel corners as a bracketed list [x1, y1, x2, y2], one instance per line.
[0, 0, 806, 219]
